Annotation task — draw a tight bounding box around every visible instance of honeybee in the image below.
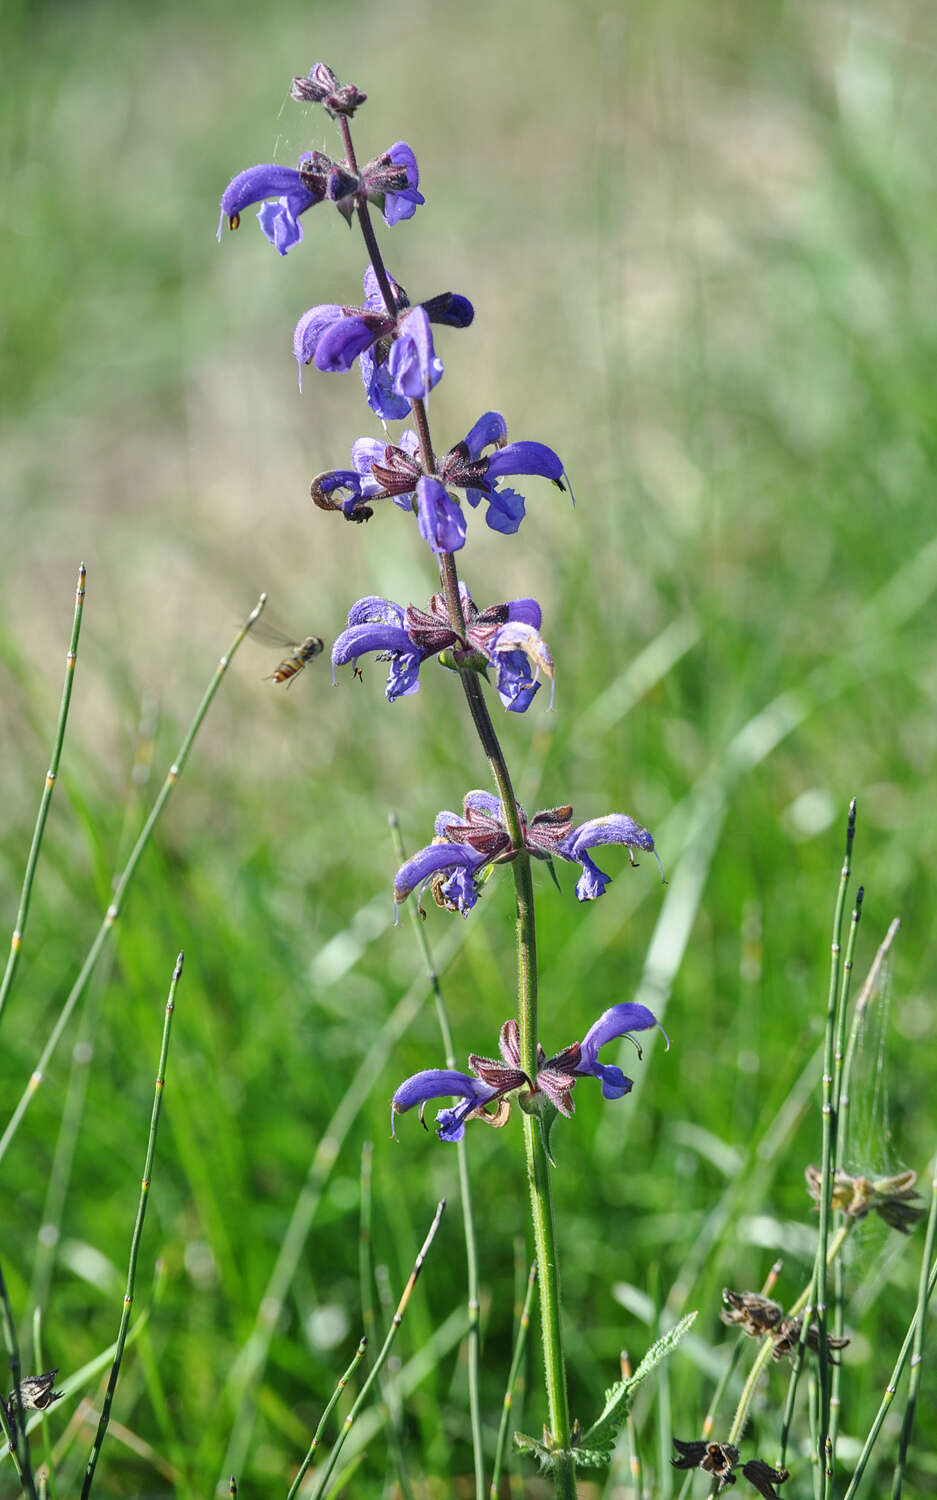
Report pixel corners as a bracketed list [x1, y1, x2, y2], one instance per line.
[250, 618, 325, 687]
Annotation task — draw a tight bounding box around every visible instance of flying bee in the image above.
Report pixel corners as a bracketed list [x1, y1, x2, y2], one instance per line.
[250, 618, 325, 687]
[265, 635, 324, 687]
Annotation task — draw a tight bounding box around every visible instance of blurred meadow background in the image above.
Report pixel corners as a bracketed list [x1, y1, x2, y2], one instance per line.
[2, 0, 937, 1493]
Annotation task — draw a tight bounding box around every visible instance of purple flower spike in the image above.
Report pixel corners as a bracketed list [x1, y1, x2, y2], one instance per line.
[575, 1003, 665, 1099]
[218, 160, 328, 254]
[391, 1070, 496, 1141]
[417, 477, 466, 554]
[559, 814, 665, 901]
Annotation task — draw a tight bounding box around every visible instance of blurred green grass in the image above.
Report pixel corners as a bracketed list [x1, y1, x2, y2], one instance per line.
[2, 0, 937, 1494]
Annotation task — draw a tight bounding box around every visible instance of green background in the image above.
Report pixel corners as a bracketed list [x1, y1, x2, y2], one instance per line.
[2, 0, 935, 1493]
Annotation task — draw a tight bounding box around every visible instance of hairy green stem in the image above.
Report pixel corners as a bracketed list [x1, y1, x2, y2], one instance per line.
[0, 563, 86, 1030]
[514, 852, 575, 1499]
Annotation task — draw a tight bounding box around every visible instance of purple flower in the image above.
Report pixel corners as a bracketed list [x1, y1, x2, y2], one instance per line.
[393, 796, 661, 916]
[293, 267, 472, 408]
[331, 587, 553, 711]
[558, 814, 666, 901]
[417, 477, 466, 553]
[391, 1007, 666, 1146]
[319, 410, 569, 544]
[218, 154, 332, 255]
[393, 793, 573, 916]
[366, 142, 425, 225]
[573, 1003, 665, 1098]
[391, 1069, 505, 1143]
[218, 139, 424, 255]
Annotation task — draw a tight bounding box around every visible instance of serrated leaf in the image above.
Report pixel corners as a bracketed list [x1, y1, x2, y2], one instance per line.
[513, 1432, 557, 1473]
[569, 1445, 613, 1470]
[581, 1310, 698, 1456]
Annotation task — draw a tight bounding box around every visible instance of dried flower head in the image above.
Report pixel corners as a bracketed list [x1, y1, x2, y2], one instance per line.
[722, 1288, 849, 1362]
[741, 1459, 790, 1499]
[720, 1289, 784, 1337]
[671, 1439, 740, 1489]
[671, 1441, 790, 1497]
[805, 1165, 925, 1233]
[5, 1370, 62, 1447]
[769, 1314, 850, 1363]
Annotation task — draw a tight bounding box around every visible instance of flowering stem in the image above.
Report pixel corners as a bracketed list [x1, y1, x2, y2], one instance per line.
[343, 108, 572, 1497]
[514, 856, 575, 1498]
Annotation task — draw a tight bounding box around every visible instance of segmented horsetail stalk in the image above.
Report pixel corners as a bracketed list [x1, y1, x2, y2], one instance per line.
[285, 1336, 368, 1500]
[79, 952, 183, 1499]
[490, 1260, 537, 1499]
[889, 1147, 937, 1499]
[0, 1258, 38, 1498]
[0, 563, 86, 1030]
[309, 1201, 446, 1500]
[0, 594, 266, 1170]
[815, 799, 856, 1486]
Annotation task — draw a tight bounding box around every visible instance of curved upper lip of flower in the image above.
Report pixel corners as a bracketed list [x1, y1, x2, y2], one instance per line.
[391, 1003, 667, 1143]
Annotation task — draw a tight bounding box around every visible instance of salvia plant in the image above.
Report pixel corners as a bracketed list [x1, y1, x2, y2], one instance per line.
[210, 62, 936, 1500]
[2, 52, 935, 1500]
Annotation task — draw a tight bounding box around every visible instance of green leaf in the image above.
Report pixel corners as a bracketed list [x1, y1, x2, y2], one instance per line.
[513, 1432, 557, 1474]
[539, 1099, 560, 1165]
[580, 1310, 698, 1457]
